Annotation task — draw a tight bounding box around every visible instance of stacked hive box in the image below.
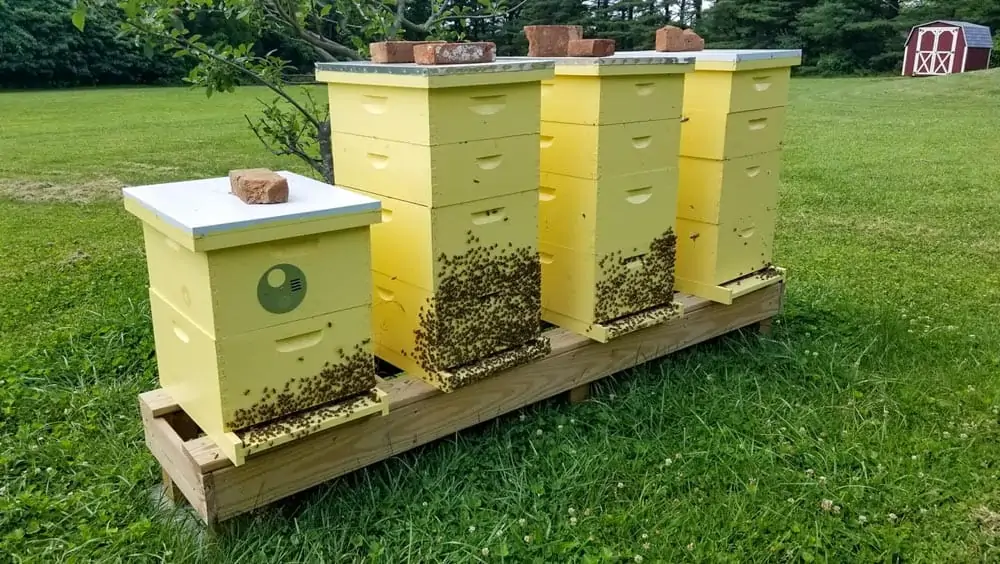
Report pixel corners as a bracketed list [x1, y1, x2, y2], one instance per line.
[316, 59, 555, 392]
[124, 171, 386, 466]
[674, 49, 802, 304]
[531, 54, 694, 342]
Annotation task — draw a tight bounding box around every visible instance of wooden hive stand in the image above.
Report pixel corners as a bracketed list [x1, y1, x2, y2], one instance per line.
[144, 283, 784, 527]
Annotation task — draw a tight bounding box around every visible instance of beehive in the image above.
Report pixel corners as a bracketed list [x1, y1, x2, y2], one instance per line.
[531, 54, 694, 341]
[316, 59, 555, 391]
[124, 171, 386, 465]
[673, 49, 801, 303]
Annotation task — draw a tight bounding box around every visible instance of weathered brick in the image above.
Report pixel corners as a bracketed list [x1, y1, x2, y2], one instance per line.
[524, 25, 583, 57]
[681, 29, 705, 51]
[369, 41, 445, 64]
[567, 38, 616, 57]
[413, 42, 496, 65]
[229, 169, 289, 204]
[655, 25, 686, 52]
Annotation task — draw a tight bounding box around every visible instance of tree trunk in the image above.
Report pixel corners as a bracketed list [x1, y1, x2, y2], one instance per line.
[316, 119, 335, 185]
[694, 0, 703, 24]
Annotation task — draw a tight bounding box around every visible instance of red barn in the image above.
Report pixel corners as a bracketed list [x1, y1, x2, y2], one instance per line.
[902, 21, 993, 76]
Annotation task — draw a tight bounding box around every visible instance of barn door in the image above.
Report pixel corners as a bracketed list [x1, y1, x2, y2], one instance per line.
[913, 27, 959, 75]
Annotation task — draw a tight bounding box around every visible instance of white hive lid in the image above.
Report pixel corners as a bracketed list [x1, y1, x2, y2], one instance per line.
[123, 171, 381, 250]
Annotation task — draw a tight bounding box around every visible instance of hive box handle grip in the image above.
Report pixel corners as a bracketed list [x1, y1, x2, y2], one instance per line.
[634, 82, 655, 96]
[748, 118, 768, 131]
[376, 287, 395, 301]
[539, 135, 554, 149]
[276, 330, 323, 352]
[745, 166, 761, 178]
[738, 226, 756, 239]
[476, 155, 503, 170]
[362, 95, 388, 115]
[631, 135, 653, 149]
[367, 153, 389, 170]
[539, 186, 556, 201]
[625, 186, 652, 204]
[472, 207, 505, 225]
[623, 254, 646, 271]
[173, 325, 189, 344]
[539, 252, 554, 264]
[753, 76, 772, 92]
[468, 95, 506, 116]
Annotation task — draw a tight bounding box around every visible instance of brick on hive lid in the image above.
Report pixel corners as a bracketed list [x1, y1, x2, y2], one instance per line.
[680, 29, 705, 51]
[567, 38, 616, 57]
[228, 169, 289, 204]
[413, 42, 496, 65]
[655, 25, 687, 52]
[369, 40, 446, 63]
[523, 25, 583, 57]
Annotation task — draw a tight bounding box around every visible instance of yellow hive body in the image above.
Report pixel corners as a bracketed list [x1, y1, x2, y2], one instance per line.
[124, 172, 386, 466]
[316, 59, 556, 391]
[663, 49, 801, 303]
[529, 54, 694, 341]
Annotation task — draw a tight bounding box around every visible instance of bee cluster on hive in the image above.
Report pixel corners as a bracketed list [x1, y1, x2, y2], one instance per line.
[411, 231, 546, 388]
[594, 229, 678, 323]
[426, 336, 551, 393]
[238, 390, 381, 453]
[599, 302, 682, 341]
[227, 340, 376, 430]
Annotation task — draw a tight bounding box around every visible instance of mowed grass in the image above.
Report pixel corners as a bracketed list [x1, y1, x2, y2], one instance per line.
[2, 74, 1000, 561]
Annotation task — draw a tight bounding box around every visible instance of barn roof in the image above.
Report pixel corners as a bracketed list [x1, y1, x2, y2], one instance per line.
[910, 20, 994, 49]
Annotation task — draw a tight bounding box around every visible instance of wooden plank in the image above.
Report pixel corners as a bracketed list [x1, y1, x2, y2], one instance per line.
[139, 395, 212, 523]
[202, 284, 781, 522]
[142, 389, 182, 418]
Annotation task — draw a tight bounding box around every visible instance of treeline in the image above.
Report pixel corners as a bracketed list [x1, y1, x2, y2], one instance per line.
[1, 0, 998, 89]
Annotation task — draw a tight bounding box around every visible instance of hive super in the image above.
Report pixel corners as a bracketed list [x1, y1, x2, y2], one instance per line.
[128, 48, 800, 467]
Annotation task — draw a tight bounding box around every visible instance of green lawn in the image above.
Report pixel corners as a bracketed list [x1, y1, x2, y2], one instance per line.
[2, 74, 1000, 562]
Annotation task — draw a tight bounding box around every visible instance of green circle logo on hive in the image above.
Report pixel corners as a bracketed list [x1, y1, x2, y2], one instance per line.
[258, 264, 307, 314]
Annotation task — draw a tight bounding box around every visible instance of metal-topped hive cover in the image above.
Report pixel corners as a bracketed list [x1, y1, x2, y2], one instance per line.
[616, 49, 803, 62]
[123, 171, 380, 238]
[315, 58, 554, 77]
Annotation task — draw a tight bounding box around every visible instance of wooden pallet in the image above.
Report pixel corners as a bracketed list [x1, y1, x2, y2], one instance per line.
[143, 282, 784, 526]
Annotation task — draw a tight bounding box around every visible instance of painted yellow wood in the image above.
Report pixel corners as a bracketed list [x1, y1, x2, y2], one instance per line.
[693, 56, 801, 72]
[540, 119, 682, 179]
[674, 214, 776, 287]
[332, 132, 538, 207]
[539, 169, 678, 256]
[539, 73, 686, 125]
[674, 267, 785, 306]
[148, 290, 374, 440]
[538, 241, 674, 326]
[143, 224, 372, 338]
[680, 106, 787, 160]
[325, 81, 542, 146]
[347, 188, 538, 291]
[683, 67, 792, 113]
[677, 151, 782, 225]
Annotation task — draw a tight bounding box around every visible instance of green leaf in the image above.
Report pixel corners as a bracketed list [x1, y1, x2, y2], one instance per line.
[320, 4, 332, 16]
[71, 4, 87, 31]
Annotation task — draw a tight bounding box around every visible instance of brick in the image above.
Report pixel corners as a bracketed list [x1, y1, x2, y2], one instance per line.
[567, 38, 616, 57]
[524, 25, 583, 57]
[413, 42, 496, 65]
[369, 41, 445, 64]
[229, 169, 289, 204]
[655, 25, 686, 52]
[681, 29, 705, 51]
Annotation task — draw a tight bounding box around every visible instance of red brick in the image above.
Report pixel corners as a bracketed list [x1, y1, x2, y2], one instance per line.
[681, 29, 705, 51]
[413, 42, 496, 65]
[655, 25, 686, 52]
[229, 169, 289, 204]
[567, 38, 616, 57]
[524, 25, 583, 57]
[370, 41, 445, 64]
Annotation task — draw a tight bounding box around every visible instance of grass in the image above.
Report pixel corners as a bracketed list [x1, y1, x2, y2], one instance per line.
[2, 73, 1000, 562]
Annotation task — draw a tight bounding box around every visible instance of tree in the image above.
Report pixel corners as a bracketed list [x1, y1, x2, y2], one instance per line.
[71, 0, 519, 183]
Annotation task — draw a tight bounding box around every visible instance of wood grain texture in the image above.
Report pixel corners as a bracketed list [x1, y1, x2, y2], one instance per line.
[144, 285, 782, 524]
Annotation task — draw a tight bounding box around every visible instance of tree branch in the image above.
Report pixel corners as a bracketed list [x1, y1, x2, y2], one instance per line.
[401, 0, 528, 34]
[262, 0, 361, 60]
[126, 20, 322, 129]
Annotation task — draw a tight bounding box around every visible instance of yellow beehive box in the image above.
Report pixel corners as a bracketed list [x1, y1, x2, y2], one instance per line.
[677, 150, 782, 224]
[674, 212, 777, 288]
[124, 172, 381, 338]
[331, 131, 538, 208]
[534, 54, 693, 125]
[683, 53, 800, 113]
[680, 106, 786, 160]
[538, 234, 680, 340]
[540, 119, 682, 179]
[539, 169, 678, 256]
[347, 188, 538, 292]
[371, 271, 546, 389]
[124, 172, 385, 465]
[316, 59, 554, 146]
